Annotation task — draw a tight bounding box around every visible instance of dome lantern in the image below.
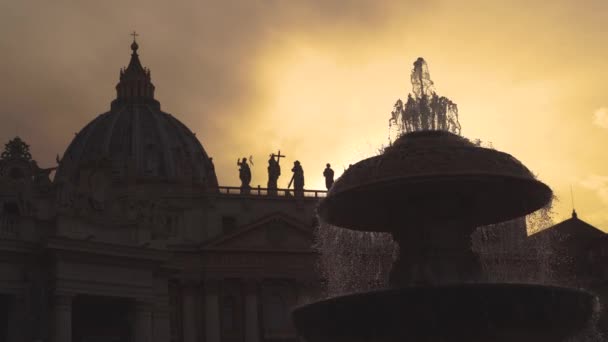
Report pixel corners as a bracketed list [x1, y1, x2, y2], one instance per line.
[55, 36, 218, 189]
[112, 33, 160, 110]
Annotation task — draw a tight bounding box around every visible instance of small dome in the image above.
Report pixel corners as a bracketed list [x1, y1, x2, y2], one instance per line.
[55, 41, 217, 188]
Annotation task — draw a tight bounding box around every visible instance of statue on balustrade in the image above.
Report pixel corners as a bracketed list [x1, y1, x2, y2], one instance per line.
[323, 163, 334, 190]
[267, 150, 285, 196]
[289, 160, 304, 197]
[237, 157, 252, 194]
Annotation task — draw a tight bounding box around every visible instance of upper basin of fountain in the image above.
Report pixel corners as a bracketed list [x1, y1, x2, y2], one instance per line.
[319, 130, 552, 231]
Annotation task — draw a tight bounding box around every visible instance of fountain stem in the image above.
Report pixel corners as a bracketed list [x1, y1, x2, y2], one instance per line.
[390, 220, 484, 287]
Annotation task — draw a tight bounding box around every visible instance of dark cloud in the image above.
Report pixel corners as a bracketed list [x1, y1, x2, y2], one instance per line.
[0, 0, 429, 184]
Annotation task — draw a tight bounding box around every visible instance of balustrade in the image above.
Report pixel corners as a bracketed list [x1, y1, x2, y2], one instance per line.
[215, 186, 327, 199]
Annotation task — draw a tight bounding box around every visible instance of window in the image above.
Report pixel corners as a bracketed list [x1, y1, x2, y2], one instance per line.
[0, 202, 19, 236]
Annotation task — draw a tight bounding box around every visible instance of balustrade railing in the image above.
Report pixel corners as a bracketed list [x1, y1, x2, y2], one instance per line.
[214, 186, 327, 199]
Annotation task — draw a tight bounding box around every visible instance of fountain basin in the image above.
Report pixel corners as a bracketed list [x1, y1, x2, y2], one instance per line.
[292, 284, 597, 342]
[320, 131, 552, 231]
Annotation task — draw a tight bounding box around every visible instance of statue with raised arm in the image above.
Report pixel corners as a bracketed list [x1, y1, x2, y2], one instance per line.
[237, 157, 251, 193]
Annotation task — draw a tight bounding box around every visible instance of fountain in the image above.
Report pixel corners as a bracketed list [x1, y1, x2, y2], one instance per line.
[292, 58, 598, 341]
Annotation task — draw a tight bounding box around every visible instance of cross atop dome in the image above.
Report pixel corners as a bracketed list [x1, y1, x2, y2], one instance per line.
[111, 33, 159, 110]
[130, 31, 139, 52]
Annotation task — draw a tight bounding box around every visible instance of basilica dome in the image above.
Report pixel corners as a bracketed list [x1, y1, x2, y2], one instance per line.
[54, 40, 218, 188]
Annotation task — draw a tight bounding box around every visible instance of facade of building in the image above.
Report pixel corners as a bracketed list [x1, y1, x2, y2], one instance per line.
[0, 41, 325, 342]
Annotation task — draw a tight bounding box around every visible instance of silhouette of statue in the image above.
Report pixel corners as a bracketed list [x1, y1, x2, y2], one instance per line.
[237, 157, 251, 193]
[267, 154, 281, 195]
[323, 163, 334, 190]
[289, 160, 304, 197]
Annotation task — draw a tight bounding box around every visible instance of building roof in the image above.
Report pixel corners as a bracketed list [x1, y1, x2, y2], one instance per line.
[530, 210, 605, 241]
[54, 39, 218, 188]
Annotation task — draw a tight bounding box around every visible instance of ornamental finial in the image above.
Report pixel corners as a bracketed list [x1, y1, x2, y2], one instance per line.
[130, 31, 139, 51]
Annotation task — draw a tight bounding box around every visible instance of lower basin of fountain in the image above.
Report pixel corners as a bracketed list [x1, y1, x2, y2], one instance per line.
[292, 284, 598, 342]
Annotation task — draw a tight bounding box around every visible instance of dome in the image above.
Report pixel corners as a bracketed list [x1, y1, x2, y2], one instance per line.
[55, 40, 218, 188]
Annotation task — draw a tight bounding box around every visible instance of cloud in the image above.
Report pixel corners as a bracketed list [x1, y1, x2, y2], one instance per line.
[575, 175, 608, 230]
[2, 0, 608, 203]
[579, 174, 608, 205]
[593, 107, 608, 129]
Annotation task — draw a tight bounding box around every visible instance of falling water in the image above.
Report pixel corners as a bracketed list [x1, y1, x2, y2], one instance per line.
[316, 203, 564, 297]
[471, 199, 560, 284]
[314, 220, 397, 297]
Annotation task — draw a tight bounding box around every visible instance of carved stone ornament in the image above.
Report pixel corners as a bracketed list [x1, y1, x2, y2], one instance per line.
[1, 137, 32, 161]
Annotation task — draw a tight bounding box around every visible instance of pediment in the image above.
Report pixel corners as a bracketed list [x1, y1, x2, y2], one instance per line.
[204, 213, 314, 251]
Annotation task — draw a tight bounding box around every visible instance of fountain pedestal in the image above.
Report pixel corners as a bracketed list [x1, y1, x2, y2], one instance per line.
[390, 219, 482, 286]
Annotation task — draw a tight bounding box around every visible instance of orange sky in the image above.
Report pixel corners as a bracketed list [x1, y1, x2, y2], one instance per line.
[1, 0, 607, 230]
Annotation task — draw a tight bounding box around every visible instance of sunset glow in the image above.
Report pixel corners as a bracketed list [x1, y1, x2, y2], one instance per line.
[1, 0, 607, 229]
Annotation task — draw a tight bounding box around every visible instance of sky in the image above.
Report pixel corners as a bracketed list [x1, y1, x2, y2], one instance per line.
[1, 0, 607, 230]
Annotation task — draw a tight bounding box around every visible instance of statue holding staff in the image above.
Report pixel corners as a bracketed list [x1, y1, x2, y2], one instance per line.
[288, 160, 305, 197]
[267, 150, 285, 195]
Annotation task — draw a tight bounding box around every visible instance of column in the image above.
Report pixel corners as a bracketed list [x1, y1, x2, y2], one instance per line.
[52, 294, 73, 342]
[152, 302, 171, 342]
[204, 279, 220, 342]
[7, 293, 25, 342]
[133, 300, 152, 342]
[182, 281, 200, 342]
[245, 280, 260, 342]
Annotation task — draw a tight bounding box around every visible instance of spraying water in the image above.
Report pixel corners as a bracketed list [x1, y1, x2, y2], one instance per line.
[389, 57, 461, 140]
